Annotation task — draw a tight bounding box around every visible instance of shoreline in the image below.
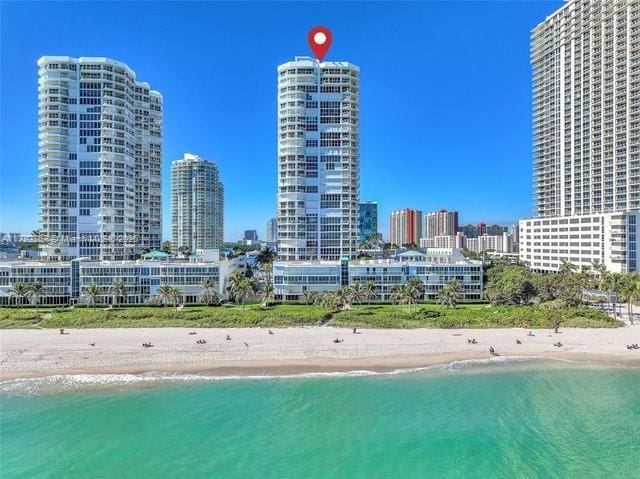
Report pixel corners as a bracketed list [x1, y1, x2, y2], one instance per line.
[2, 326, 639, 381]
[2, 353, 640, 382]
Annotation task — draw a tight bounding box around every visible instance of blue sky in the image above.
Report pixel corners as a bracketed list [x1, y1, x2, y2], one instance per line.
[0, 0, 564, 241]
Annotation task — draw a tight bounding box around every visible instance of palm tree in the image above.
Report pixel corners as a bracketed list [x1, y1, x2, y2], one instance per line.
[349, 282, 366, 305]
[603, 272, 625, 317]
[589, 260, 607, 290]
[439, 279, 462, 309]
[300, 290, 319, 305]
[109, 279, 127, 307]
[336, 287, 353, 310]
[255, 248, 277, 268]
[621, 274, 640, 325]
[27, 282, 43, 310]
[231, 276, 256, 308]
[85, 283, 100, 309]
[200, 277, 218, 306]
[10, 282, 30, 306]
[260, 282, 274, 308]
[158, 284, 178, 308]
[363, 280, 377, 304]
[559, 260, 576, 276]
[391, 279, 423, 313]
[391, 284, 409, 309]
[369, 232, 384, 250]
[227, 271, 245, 303]
[319, 291, 341, 312]
[170, 287, 182, 309]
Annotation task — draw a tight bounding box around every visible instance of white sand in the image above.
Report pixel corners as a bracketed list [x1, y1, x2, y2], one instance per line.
[1, 326, 639, 379]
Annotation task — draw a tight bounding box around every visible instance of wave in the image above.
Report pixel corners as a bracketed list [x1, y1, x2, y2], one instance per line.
[0, 356, 570, 395]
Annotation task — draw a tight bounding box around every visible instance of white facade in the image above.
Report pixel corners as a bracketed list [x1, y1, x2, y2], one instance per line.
[466, 233, 514, 254]
[0, 262, 72, 305]
[531, 0, 640, 218]
[0, 254, 240, 305]
[390, 209, 423, 247]
[79, 260, 222, 305]
[522, 0, 640, 272]
[38, 56, 162, 261]
[277, 57, 360, 261]
[420, 233, 464, 249]
[273, 249, 483, 302]
[520, 212, 639, 273]
[171, 153, 224, 252]
[425, 210, 458, 238]
[266, 218, 278, 243]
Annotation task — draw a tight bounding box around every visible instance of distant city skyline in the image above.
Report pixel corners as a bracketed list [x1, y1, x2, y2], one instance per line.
[0, 1, 564, 241]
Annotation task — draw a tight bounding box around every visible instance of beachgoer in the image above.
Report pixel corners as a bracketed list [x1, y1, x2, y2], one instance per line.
[268, 330, 274, 335]
[244, 342, 249, 347]
[59, 328, 64, 335]
[89, 343, 95, 347]
[489, 346, 495, 355]
[516, 339, 522, 344]
[353, 328, 357, 334]
[226, 335, 231, 341]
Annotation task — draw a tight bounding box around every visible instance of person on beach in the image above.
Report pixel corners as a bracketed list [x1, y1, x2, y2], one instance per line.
[226, 335, 231, 341]
[268, 330, 274, 335]
[59, 328, 64, 335]
[516, 339, 522, 344]
[489, 346, 495, 355]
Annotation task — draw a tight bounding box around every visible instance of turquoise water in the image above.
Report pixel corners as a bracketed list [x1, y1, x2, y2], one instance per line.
[1, 361, 639, 478]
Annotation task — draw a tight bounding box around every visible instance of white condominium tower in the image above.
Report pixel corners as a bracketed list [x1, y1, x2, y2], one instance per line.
[171, 153, 224, 252]
[425, 209, 459, 239]
[390, 209, 423, 247]
[520, 0, 640, 273]
[277, 57, 360, 261]
[37, 56, 162, 261]
[266, 217, 278, 243]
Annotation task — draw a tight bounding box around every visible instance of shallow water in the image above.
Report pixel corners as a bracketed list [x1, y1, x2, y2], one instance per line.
[1, 359, 639, 478]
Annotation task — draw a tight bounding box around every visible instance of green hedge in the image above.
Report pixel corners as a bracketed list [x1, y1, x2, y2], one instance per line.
[0, 303, 620, 329]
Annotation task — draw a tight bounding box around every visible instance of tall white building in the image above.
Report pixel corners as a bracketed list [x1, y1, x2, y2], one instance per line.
[277, 57, 360, 261]
[390, 209, 422, 247]
[266, 218, 278, 243]
[171, 153, 224, 252]
[466, 233, 514, 254]
[520, 0, 640, 273]
[38, 56, 162, 261]
[425, 209, 459, 238]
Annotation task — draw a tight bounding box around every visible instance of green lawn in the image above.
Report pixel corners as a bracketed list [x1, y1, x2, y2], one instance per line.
[0, 303, 621, 329]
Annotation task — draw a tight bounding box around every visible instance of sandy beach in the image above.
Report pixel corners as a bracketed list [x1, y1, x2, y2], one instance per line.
[1, 325, 639, 380]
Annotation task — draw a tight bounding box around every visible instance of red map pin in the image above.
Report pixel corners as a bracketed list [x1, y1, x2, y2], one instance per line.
[308, 26, 332, 61]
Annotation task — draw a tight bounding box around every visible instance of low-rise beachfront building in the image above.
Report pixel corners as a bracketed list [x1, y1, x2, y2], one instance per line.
[0, 261, 73, 305]
[0, 250, 240, 306]
[79, 261, 222, 305]
[273, 261, 344, 300]
[273, 248, 483, 302]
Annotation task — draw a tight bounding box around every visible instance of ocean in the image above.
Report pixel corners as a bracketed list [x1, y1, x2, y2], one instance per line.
[1, 359, 639, 478]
